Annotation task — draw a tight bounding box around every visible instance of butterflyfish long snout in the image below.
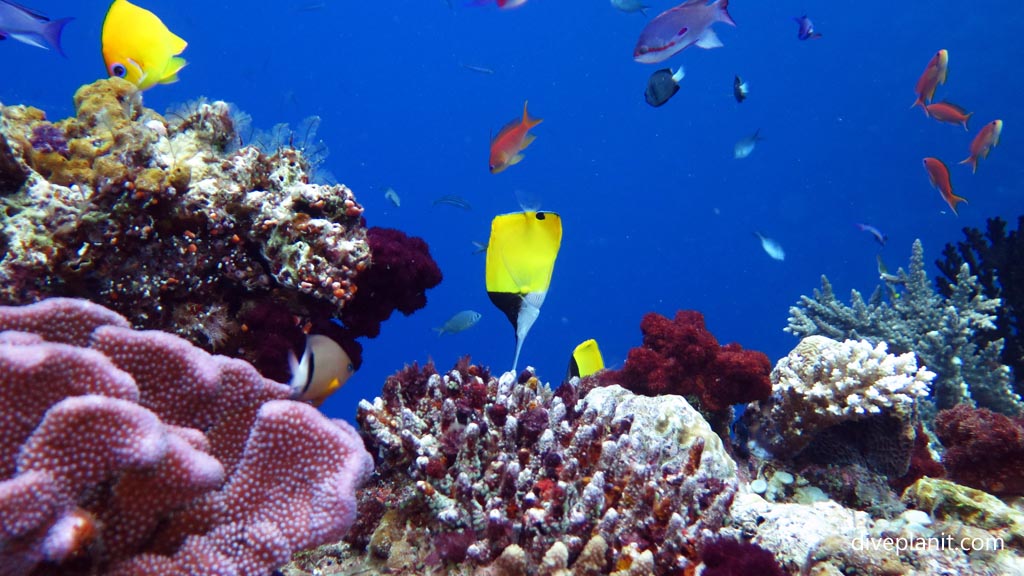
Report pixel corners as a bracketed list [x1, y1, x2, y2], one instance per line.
[288, 334, 356, 406]
[485, 210, 562, 372]
[567, 339, 604, 380]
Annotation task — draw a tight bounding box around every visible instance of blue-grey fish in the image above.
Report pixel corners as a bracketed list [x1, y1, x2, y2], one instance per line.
[434, 310, 482, 335]
[733, 129, 762, 159]
[611, 0, 648, 16]
[0, 0, 72, 56]
[753, 231, 785, 261]
[433, 194, 472, 210]
[384, 187, 400, 207]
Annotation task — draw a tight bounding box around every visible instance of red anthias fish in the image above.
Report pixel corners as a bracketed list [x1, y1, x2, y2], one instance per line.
[469, 0, 526, 8]
[911, 49, 948, 112]
[489, 101, 542, 174]
[960, 119, 1003, 174]
[923, 157, 967, 215]
[924, 101, 972, 131]
[633, 0, 735, 64]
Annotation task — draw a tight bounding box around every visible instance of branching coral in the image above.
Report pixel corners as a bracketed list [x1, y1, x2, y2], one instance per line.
[746, 335, 933, 476]
[600, 310, 772, 413]
[786, 239, 1022, 415]
[0, 298, 373, 575]
[937, 216, 1024, 399]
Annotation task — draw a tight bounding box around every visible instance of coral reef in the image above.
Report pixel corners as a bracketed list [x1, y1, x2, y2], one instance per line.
[600, 310, 772, 414]
[786, 239, 1022, 415]
[902, 477, 1024, 551]
[0, 79, 439, 377]
[934, 404, 1024, 496]
[325, 360, 737, 574]
[0, 298, 372, 575]
[746, 335, 933, 476]
[699, 538, 786, 576]
[937, 216, 1024, 398]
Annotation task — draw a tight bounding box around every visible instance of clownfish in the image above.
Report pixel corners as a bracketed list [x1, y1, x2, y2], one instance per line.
[288, 334, 355, 406]
[101, 0, 187, 90]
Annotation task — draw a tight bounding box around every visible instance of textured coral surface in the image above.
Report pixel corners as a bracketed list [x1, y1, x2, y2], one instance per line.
[0, 80, 440, 379]
[0, 298, 372, 575]
[335, 360, 738, 574]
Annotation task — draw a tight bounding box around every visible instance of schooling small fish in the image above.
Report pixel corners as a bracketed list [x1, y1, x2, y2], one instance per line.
[434, 310, 482, 335]
[433, 194, 472, 210]
[923, 157, 967, 215]
[644, 67, 685, 107]
[633, 0, 735, 64]
[102, 0, 187, 90]
[611, 0, 648, 16]
[753, 231, 785, 261]
[734, 129, 762, 159]
[960, 119, 1002, 174]
[733, 75, 748, 103]
[384, 187, 400, 207]
[490, 101, 542, 174]
[911, 49, 948, 112]
[855, 223, 887, 247]
[793, 15, 822, 40]
[0, 0, 72, 55]
[924, 101, 972, 131]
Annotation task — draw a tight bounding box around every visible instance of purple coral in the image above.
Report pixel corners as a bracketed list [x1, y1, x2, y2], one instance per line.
[700, 538, 786, 576]
[29, 123, 69, 156]
[0, 298, 373, 574]
[339, 226, 443, 339]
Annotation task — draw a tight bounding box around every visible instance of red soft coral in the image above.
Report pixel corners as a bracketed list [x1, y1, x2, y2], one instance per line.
[339, 227, 442, 339]
[935, 404, 1024, 495]
[603, 310, 771, 411]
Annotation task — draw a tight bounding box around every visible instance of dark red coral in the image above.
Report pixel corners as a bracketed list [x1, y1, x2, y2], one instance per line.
[935, 404, 1024, 495]
[340, 226, 443, 339]
[602, 311, 772, 412]
[700, 538, 786, 576]
[890, 423, 945, 494]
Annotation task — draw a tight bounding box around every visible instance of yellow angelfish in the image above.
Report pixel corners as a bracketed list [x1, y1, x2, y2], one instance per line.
[101, 0, 187, 90]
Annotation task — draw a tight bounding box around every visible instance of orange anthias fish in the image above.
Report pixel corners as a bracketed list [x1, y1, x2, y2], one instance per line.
[489, 101, 542, 174]
[960, 119, 1003, 174]
[924, 101, 972, 131]
[923, 157, 967, 215]
[912, 49, 948, 112]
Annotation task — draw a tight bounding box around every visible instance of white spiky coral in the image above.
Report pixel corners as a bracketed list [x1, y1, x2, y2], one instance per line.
[748, 335, 934, 456]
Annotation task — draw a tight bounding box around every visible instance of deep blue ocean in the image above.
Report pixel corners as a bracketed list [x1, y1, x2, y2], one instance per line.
[3, 0, 1022, 421]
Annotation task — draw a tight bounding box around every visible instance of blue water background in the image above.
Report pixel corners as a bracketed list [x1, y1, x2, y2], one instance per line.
[4, 0, 1023, 421]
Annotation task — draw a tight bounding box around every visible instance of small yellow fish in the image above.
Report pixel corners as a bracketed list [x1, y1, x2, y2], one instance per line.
[101, 0, 187, 90]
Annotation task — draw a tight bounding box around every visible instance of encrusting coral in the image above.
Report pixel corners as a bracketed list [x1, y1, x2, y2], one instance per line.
[786, 239, 1022, 415]
[0, 298, 373, 575]
[313, 359, 739, 575]
[0, 78, 440, 378]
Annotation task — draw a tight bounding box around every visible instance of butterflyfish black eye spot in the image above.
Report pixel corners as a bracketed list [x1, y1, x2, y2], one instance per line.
[536, 212, 546, 220]
[111, 63, 127, 78]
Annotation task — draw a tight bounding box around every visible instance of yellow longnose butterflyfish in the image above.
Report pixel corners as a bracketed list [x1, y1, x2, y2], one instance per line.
[567, 339, 604, 380]
[485, 210, 562, 372]
[101, 0, 187, 90]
